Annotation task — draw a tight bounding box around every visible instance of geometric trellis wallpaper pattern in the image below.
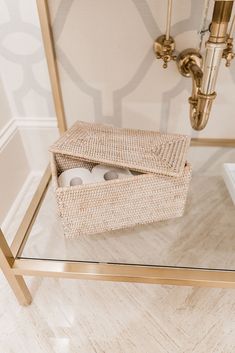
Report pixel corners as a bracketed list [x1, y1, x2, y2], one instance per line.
[0, 0, 54, 118]
[48, 0, 235, 138]
[1, 0, 235, 138]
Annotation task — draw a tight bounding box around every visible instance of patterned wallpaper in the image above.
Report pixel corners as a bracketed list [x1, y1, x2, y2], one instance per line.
[0, 0, 235, 138]
[0, 0, 54, 118]
[48, 0, 235, 138]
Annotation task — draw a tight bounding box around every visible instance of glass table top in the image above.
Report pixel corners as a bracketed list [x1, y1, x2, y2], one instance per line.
[18, 146, 235, 270]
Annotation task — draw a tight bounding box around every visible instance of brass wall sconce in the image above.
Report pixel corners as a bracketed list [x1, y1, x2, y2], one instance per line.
[154, 0, 235, 131]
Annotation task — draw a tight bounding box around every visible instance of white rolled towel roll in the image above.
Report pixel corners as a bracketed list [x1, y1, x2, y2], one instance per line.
[91, 164, 132, 182]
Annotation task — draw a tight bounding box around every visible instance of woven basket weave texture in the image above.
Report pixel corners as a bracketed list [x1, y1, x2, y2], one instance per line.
[50, 121, 191, 176]
[50, 121, 191, 238]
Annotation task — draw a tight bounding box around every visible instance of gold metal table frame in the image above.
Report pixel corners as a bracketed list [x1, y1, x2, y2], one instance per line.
[1, 0, 235, 306]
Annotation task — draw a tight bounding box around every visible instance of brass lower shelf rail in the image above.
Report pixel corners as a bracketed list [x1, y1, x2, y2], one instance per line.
[13, 258, 235, 289]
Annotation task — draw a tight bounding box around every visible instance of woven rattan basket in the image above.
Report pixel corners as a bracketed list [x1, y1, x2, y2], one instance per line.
[50, 121, 192, 238]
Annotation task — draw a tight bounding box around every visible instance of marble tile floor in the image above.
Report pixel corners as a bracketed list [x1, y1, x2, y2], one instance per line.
[1, 273, 235, 352]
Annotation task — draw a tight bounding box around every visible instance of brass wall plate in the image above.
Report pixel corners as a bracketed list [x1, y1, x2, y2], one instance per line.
[154, 34, 176, 68]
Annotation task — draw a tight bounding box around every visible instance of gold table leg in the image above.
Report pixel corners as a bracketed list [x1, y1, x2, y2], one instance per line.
[0, 229, 32, 306]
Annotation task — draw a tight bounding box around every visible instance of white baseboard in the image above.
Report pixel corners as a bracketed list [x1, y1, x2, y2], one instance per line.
[1, 171, 43, 239]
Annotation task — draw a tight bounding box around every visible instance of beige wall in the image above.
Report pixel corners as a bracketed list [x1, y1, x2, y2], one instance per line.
[0, 0, 57, 228]
[0, 0, 53, 118]
[0, 79, 11, 129]
[0, 0, 234, 138]
[0, 131, 30, 224]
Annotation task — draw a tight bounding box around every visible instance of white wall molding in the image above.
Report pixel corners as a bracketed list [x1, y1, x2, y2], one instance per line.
[0, 116, 57, 152]
[14, 116, 57, 129]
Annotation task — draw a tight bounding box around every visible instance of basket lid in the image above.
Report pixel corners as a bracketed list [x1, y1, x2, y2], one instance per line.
[50, 121, 191, 177]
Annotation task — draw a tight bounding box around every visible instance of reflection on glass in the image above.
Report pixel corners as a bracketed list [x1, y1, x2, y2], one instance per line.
[0, 123, 58, 245]
[17, 146, 235, 271]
